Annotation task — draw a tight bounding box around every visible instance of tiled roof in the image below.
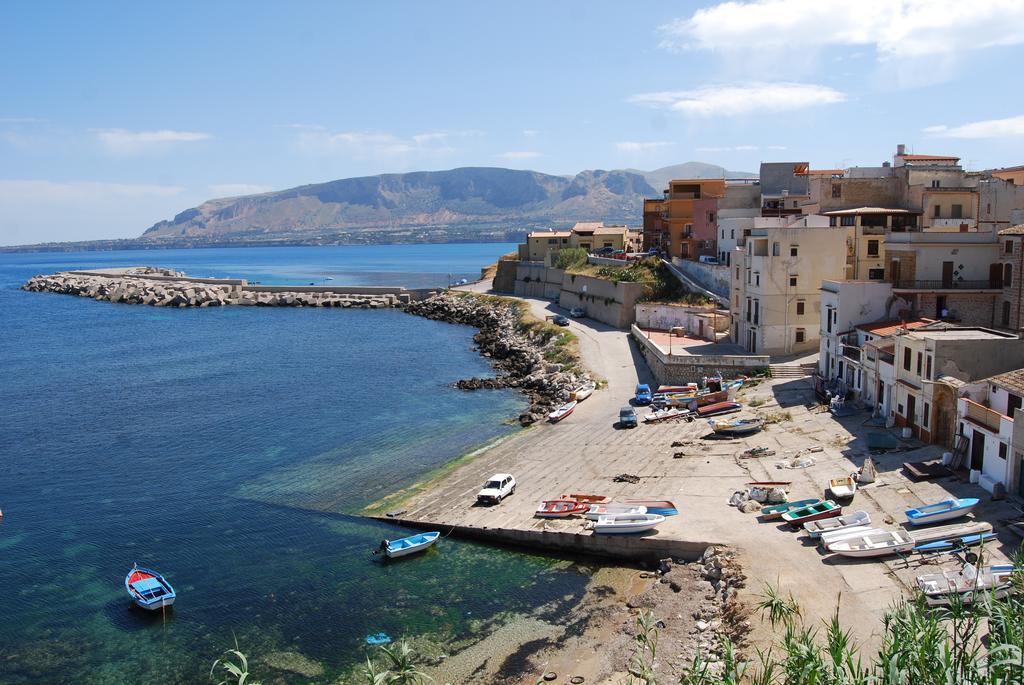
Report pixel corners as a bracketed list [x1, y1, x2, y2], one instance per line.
[999, 225, 1024, 235]
[528, 231, 571, 238]
[987, 369, 1024, 396]
[572, 221, 605, 231]
[856, 318, 935, 337]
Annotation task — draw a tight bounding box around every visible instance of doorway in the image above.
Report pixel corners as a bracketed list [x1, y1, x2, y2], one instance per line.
[906, 394, 917, 430]
[942, 262, 954, 289]
[971, 430, 985, 471]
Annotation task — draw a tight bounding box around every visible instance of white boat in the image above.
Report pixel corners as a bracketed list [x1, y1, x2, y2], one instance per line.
[572, 382, 596, 401]
[643, 407, 688, 423]
[380, 532, 440, 559]
[584, 504, 647, 520]
[827, 476, 857, 500]
[804, 510, 871, 538]
[905, 498, 980, 526]
[592, 513, 665, 535]
[547, 400, 578, 423]
[821, 526, 883, 549]
[916, 564, 1017, 607]
[828, 530, 915, 558]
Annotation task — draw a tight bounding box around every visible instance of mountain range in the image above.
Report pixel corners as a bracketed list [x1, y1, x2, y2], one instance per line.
[143, 162, 756, 242]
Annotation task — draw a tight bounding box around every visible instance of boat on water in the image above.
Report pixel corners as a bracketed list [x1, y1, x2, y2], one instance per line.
[709, 417, 763, 436]
[560, 493, 608, 503]
[644, 407, 689, 423]
[572, 382, 596, 401]
[760, 498, 821, 521]
[584, 504, 647, 520]
[905, 497, 979, 526]
[592, 513, 665, 534]
[124, 565, 176, 611]
[781, 500, 842, 526]
[913, 532, 997, 553]
[804, 510, 871, 538]
[916, 564, 1017, 606]
[624, 499, 678, 516]
[535, 500, 589, 518]
[827, 476, 857, 500]
[547, 400, 578, 423]
[696, 401, 742, 418]
[829, 530, 916, 558]
[380, 531, 441, 558]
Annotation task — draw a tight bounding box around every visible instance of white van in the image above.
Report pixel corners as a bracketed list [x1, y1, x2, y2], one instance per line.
[698, 255, 720, 265]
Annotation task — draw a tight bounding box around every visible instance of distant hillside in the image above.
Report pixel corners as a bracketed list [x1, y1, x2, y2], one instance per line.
[143, 164, 756, 241]
[635, 162, 758, 193]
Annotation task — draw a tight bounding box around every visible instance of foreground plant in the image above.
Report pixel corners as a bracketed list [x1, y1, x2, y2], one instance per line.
[362, 640, 432, 685]
[210, 638, 261, 685]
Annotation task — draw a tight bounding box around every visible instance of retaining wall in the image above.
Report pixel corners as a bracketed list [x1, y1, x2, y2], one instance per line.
[671, 259, 729, 298]
[632, 325, 769, 384]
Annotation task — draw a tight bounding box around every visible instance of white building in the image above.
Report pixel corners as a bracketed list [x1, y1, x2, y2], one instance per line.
[956, 370, 1024, 497]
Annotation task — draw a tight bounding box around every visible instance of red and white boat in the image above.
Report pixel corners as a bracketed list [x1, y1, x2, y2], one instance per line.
[548, 401, 577, 422]
[535, 500, 589, 518]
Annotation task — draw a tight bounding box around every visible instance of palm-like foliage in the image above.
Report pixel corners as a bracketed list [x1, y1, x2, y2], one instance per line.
[210, 637, 261, 685]
[362, 641, 432, 685]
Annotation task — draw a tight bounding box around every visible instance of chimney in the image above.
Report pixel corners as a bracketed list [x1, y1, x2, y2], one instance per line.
[896, 143, 906, 156]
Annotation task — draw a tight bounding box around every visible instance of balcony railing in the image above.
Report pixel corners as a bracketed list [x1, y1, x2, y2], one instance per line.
[963, 398, 1009, 433]
[841, 345, 861, 362]
[892, 279, 1000, 290]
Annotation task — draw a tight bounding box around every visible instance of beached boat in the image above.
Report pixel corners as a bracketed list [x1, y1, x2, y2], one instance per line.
[804, 510, 871, 538]
[624, 499, 678, 516]
[905, 498, 980, 526]
[560, 493, 608, 504]
[913, 532, 997, 553]
[827, 476, 857, 500]
[124, 565, 176, 611]
[381, 531, 441, 558]
[709, 417, 763, 436]
[695, 401, 742, 418]
[760, 498, 821, 521]
[829, 530, 915, 558]
[547, 400, 578, 423]
[592, 513, 666, 535]
[820, 526, 880, 549]
[746, 480, 790, 488]
[644, 407, 689, 423]
[781, 500, 842, 526]
[535, 500, 589, 518]
[584, 504, 647, 520]
[572, 382, 596, 402]
[916, 564, 1017, 606]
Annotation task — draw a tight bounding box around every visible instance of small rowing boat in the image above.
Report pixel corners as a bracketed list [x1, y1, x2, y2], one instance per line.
[746, 480, 791, 488]
[696, 401, 741, 418]
[624, 499, 678, 516]
[535, 500, 589, 518]
[905, 498, 979, 525]
[381, 531, 440, 558]
[913, 532, 997, 553]
[916, 564, 1017, 606]
[548, 400, 578, 423]
[781, 500, 842, 526]
[804, 510, 871, 538]
[584, 504, 647, 520]
[572, 382, 596, 402]
[760, 498, 821, 521]
[644, 407, 689, 423]
[820, 526, 880, 549]
[827, 476, 857, 500]
[592, 513, 666, 534]
[125, 565, 176, 611]
[709, 417, 763, 436]
[829, 530, 915, 558]
[560, 493, 608, 504]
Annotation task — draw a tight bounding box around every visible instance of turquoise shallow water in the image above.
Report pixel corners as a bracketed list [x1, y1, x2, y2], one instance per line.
[0, 244, 591, 684]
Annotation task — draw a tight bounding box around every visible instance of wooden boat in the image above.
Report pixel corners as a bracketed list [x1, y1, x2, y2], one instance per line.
[572, 382, 596, 402]
[804, 510, 871, 538]
[381, 531, 440, 558]
[695, 401, 741, 418]
[820, 526, 881, 549]
[623, 499, 678, 516]
[905, 497, 979, 526]
[747, 480, 790, 488]
[908, 521, 992, 545]
[560, 493, 608, 504]
[828, 530, 915, 558]
[781, 500, 842, 526]
[760, 498, 821, 521]
[827, 476, 857, 500]
[913, 532, 997, 553]
[584, 504, 647, 520]
[916, 564, 1017, 606]
[535, 500, 589, 518]
[709, 417, 763, 436]
[644, 407, 689, 423]
[547, 400, 578, 423]
[592, 513, 666, 535]
[656, 384, 698, 394]
[124, 565, 176, 611]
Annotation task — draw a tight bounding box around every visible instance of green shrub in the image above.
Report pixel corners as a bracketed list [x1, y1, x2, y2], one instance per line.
[554, 247, 589, 270]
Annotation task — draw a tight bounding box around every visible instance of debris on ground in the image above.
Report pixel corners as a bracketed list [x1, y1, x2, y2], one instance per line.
[777, 456, 816, 469]
[613, 473, 641, 484]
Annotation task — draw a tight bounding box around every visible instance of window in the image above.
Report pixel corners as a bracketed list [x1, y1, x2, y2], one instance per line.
[925, 355, 932, 380]
[772, 242, 780, 256]
[951, 204, 963, 219]
[1003, 300, 1012, 327]
[789, 275, 797, 287]
[933, 204, 941, 218]
[708, 212, 715, 223]
[903, 348, 911, 371]
[755, 272, 760, 286]
[1006, 240, 1014, 255]
[746, 269, 751, 284]
[790, 245, 798, 257]
[999, 442, 1008, 461]
[841, 216, 855, 226]
[826, 307, 833, 333]
[867, 240, 880, 257]
[868, 268, 885, 280]
[829, 216, 838, 227]
[735, 267, 740, 279]
[796, 300, 805, 316]
[1009, 393, 1022, 415]
[923, 402, 930, 428]
[730, 229, 735, 239]
[753, 300, 760, 324]
[831, 183, 841, 198]
[745, 298, 751, 322]
[547, 238, 557, 244]
[931, 179, 940, 188]
[1005, 263, 1013, 288]
[795, 328, 806, 344]
[916, 352, 922, 376]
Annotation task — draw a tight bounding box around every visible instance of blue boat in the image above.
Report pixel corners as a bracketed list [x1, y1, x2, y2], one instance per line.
[905, 498, 980, 526]
[913, 532, 996, 553]
[124, 565, 176, 611]
[380, 531, 440, 559]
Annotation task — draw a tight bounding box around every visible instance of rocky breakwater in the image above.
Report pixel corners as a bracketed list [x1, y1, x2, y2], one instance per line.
[404, 292, 588, 425]
[22, 271, 402, 309]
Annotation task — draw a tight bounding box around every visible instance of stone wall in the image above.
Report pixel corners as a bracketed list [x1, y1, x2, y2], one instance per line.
[513, 263, 564, 299]
[916, 293, 997, 326]
[672, 259, 729, 298]
[632, 325, 769, 384]
[492, 259, 518, 293]
[558, 274, 644, 328]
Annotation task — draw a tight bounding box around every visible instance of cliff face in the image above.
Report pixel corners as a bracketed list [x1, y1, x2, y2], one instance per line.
[142, 163, 750, 240]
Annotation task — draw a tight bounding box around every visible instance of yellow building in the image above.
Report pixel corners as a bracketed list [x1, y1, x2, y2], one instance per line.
[520, 222, 630, 262]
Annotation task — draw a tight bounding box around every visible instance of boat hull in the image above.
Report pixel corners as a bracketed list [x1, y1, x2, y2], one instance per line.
[804, 511, 871, 538]
[385, 532, 440, 558]
[592, 513, 666, 534]
[134, 596, 176, 611]
[905, 498, 979, 526]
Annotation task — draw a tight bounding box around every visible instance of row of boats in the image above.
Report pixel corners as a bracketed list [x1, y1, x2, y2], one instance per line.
[547, 381, 596, 422]
[533, 495, 678, 534]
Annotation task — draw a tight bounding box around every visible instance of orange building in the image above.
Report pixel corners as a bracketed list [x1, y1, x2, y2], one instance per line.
[659, 179, 726, 260]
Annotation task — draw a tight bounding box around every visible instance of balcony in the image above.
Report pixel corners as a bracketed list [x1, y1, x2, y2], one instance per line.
[927, 218, 977, 231]
[963, 398, 1010, 434]
[841, 345, 861, 363]
[892, 279, 1001, 291]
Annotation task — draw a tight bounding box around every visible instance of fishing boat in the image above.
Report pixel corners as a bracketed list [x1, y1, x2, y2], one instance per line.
[560, 493, 608, 504]
[584, 504, 647, 520]
[760, 498, 821, 521]
[905, 497, 980, 526]
[827, 476, 857, 500]
[624, 499, 678, 516]
[709, 417, 763, 436]
[380, 531, 441, 558]
[547, 400, 578, 423]
[828, 530, 916, 558]
[695, 401, 742, 418]
[781, 500, 842, 526]
[535, 500, 589, 518]
[913, 532, 997, 553]
[804, 510, 871, 538]
[572, 382, 596, 402]
[916, 564, 1017, 606]
[592, 513, 666, 535]
[644, 407, 689, 423]
[820, 526, 881, 549]
[124, 565, 176, 611]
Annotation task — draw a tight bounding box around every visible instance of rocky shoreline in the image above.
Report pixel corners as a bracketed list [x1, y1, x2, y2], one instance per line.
[403, 291, 589, 425]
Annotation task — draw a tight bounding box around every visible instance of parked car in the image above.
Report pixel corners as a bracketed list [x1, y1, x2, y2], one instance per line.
[618, 405, 638, 428]
[569, 307, 585, 317]
[552, 314, 570, 326]
[594, 246, 616, 256]
[698, 255, 720, 265]
[635, 383, 653, 405]
[477, 473, 516, 504]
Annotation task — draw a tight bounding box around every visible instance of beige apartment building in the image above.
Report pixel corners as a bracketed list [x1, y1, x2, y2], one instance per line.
[520, 222, 630, 262]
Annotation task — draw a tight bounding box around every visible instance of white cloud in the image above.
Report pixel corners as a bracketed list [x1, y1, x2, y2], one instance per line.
[293, 129, 480, 161]
[629, 82, 845, 117]
[616, 141, 675, 153]
[495, 151, 542, 160]
[93, 128, 212, 154]
[660, 0, 1024, 60]
[208, 183, 274, 197]
[924, 115, 1024, 139]
[522, 129, 540, 138]
[766, 145, 788, 150]
[695, 145, 759, 153]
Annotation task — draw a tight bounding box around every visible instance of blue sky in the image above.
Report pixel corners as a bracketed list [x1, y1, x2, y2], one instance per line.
[2, 1, 1024, 244]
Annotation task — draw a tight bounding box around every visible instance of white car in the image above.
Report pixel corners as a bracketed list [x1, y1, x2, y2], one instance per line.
[569, 307, 585, 317]
[477, 473, 516, 504]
